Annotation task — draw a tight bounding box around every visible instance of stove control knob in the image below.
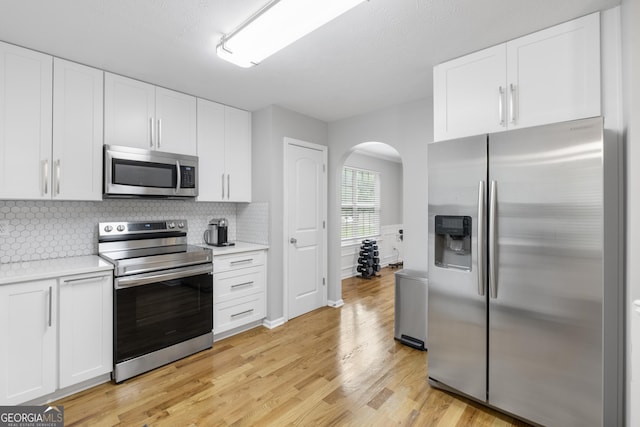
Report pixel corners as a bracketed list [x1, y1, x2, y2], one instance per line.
[117, 225, 125, 232]
[168, 222, 176, 229]
[104, 225, 113, 233]
[178, 222, 185, 228]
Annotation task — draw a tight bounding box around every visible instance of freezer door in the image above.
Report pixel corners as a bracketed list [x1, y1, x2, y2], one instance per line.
[488, 117, 603, 426]
[427, 135, 488, 402]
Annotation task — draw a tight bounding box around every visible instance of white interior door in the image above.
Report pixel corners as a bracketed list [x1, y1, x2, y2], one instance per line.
[285, 138, 327, 320]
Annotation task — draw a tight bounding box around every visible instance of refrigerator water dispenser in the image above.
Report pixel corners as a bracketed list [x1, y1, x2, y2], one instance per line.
[434, 215, 471, 271]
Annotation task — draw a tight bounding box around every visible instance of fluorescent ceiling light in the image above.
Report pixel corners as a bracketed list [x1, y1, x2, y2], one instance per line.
[217, 0, 366, 68]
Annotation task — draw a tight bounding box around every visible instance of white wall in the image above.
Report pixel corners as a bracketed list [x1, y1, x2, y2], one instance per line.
[622, 0, 640, 425]
[328, 98, 432, 304]
[252, 105, 328, 322]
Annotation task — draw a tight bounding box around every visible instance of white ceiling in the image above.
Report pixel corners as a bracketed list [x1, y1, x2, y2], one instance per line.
[0, 0, 620, 123]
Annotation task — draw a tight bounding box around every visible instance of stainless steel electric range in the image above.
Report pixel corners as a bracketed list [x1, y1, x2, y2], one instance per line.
[98, 219, 213, 383]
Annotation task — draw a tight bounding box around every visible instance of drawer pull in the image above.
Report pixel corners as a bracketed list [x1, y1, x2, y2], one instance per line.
[63, 275, 108, 284]
[231, 281, 254, 289]
[231, 309, 254, 318]
[230, 259, 254, 265]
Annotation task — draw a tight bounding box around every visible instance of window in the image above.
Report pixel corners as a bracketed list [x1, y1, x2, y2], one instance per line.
[341, 166, 380, 240]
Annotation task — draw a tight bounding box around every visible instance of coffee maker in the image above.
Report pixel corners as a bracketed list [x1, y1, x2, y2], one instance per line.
[203, 218, 233, 246]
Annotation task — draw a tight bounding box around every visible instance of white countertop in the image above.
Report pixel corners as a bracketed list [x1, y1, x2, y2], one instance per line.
[198, 241, 269, 256]
[0, 255, 114, 286]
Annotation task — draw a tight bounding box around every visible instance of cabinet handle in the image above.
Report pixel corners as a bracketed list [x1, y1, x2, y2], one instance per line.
[48, 286, 52, 327]
[149, 117, 154, 148]
[62, 275, 108, 284]
[56, 159, 61, 195]
[231, 309, 254, 318]
[498, 86, 505, 126]
[221, 173, 225, 199]
[43, 159, 49, 195]
[509, 84, 516, 124]
[231, 281, 254, 289]
[230, 259, 254, 265]
[227, 174, 230, 199]
[158, 118, 162, 149]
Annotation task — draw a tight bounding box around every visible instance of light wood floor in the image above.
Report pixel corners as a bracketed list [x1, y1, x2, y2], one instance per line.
[54, 267, 531, 426]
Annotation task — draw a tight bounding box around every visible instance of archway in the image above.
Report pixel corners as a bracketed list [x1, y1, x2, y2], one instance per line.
[336, 141, 404, 293]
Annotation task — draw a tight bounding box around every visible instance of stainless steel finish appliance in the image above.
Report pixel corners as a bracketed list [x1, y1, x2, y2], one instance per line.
[104, 144, 198, 198]
[394, 269, 428, 350]
[98, 220, 213, 383]
[203, 218, 233, 247]
[427, 117, 623, 426]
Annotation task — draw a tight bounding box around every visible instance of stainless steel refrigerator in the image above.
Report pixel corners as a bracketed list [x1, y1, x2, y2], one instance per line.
[427, 117, 623, 426]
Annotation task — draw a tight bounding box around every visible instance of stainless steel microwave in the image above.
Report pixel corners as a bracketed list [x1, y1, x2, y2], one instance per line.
[104, 145, 198, 198]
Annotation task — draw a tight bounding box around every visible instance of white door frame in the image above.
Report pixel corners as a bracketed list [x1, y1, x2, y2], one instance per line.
[283, 137, 328, 321]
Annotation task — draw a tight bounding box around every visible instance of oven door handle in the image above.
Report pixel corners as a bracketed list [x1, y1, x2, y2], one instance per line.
[115, 264, 213, 289]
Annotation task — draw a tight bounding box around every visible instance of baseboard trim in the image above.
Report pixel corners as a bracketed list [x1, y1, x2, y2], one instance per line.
[263, 317, 286, 329]
[328, 299, 344, 308]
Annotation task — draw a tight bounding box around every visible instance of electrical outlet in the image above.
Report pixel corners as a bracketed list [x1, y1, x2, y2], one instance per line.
[0, 220, 9, 236]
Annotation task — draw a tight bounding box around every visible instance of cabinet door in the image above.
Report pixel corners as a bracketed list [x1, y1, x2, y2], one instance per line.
[506, 12, 601, 129]
[104, 73, 155, 150]
[196, 98, 226, 201]
[433, 44, 506, 141]
[0, 280, 57, 405]
[155, 87, 197, 155]
[59, 272, 113, 388]
[0, 42, 53, 199]
[224, 106, 252, 202]
[53, 58, 103, 201]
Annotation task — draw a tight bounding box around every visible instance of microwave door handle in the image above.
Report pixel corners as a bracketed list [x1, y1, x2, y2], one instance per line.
[175, 160, 181, 193]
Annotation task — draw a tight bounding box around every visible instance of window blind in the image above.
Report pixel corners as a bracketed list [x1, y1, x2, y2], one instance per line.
[341, 166, 380, 240]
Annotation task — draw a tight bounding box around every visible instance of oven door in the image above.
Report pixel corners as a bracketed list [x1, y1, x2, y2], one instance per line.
[114, 263, 213, 363]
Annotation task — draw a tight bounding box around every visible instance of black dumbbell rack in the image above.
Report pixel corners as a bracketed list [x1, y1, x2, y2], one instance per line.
[356, 239, 381, 279]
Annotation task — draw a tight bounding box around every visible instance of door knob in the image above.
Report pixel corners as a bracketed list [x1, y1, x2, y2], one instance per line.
[290, 237, 297, 244]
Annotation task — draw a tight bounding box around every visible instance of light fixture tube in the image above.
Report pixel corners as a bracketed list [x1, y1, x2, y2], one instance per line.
[217, 0, 366, 68]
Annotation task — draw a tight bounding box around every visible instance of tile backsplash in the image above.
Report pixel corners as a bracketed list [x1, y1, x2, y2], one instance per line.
[0, 199, 270, 264]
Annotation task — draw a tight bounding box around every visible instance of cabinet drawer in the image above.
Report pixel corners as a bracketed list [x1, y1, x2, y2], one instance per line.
[214, 266, 264, 303]
[213, 250, 265, 273]
[214, 293, 265, 334]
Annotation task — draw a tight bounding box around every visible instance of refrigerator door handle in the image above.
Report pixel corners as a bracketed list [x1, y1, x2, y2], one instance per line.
[477, 181, 485, 296]
[489, 180, 497, 299]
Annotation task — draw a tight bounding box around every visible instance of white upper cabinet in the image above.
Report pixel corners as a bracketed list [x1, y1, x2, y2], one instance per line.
[0, 41, 53, 199]
[104, 73, 197, 156]
[155, 87, 197, 155]
[506, 12, 601, 130]
[197, 99, 252, 202]
[53, 58, 104, 200]
[434, 44, 506, 141]
[197, 98, 225, 202]
[434, 12, 601, 141]
[224, 106, 252, 202]
[0, 44, 104, 201]
[104, 73, 155, 150]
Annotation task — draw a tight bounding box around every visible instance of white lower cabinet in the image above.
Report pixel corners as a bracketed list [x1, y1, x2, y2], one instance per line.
[213, 250, 267, 338]
[58, 272, 113, 388]
[0, 279, 57, 405]
[0, 269, 113, 405]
